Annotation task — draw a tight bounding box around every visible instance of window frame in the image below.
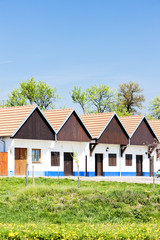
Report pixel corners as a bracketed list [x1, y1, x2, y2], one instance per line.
[32, 149, 41, 163]
[108, 153, 117, 166]
[125, 154, 132, 166]
[51, 152, 60, 166]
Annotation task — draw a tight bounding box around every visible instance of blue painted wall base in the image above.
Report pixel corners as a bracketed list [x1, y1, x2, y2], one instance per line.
[87, 172, 95, 177]
[73, 171, 85, 176]
[7, 171, 157, 177]
[8, 171, 14, 176]
[121, 172, 136, 176]
[143, 172, 156, 177]
[103, 172, 120, 176]
[28, 171, 64, 177]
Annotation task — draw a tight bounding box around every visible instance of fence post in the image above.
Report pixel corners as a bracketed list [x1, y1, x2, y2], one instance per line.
[25, 162, 29, 187]
[32, 164, 35, 186]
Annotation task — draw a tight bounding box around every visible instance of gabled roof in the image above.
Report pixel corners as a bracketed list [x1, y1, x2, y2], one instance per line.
[149, 120, 160, 142]
[43, 108, 92, 138]
[80, 112, 127, 139]
[0, 105, 36, 137]
[0, 105, 56, 137]
[120, 115, 144, 137]
[43, 108, 73, 133]
[120, 115, 158, 142]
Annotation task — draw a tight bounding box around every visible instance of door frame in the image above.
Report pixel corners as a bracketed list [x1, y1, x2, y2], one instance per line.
[95, 153, 103, 176]
[0, 152, 8, 176]
[149, 156, 154, 177]
[64, 152, 73, 176]
[136, 155, 143, 176]
[15, 148, 27, 176]
[85, 155, 87, 176]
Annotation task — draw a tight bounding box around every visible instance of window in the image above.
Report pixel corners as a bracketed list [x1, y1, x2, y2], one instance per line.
[109, 154, 117, 166]
[32, 149, 41, 163]
[125, 154, 132, 166]
[51, 152, 60, 166]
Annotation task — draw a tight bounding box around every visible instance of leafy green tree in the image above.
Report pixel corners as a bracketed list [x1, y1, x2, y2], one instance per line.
[5, 77, 59, 110]
[148, 96, 160, 119]
[113, 102, 131, 117]
[118, 81, 145, 114]
[86, 85, 115, 113]
[145, 114, 156, 120]
[5, 88, 27, 107]
[70, 86, 88, 114]
[70, 85, 115, 113]
[20, 77, 37, 105]
[34, 81, 59, 110]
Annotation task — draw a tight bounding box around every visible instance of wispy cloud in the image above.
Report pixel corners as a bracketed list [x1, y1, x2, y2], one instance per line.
[0, 60, 13, 65]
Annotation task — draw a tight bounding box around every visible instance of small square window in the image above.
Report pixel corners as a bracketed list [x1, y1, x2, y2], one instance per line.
[109, 154, 117, 166]
[32, 149, 41, 163]
[125, 154, 132, 166]
[51, 152, 60, 166]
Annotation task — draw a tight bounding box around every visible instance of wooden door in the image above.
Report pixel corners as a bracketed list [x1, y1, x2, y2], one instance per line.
[85, 155, 87, 176]
[95, 154, 103, 176]
[150, 156, 154, 177]
[136, 155, 143, 176]
[0, 152, 8, 176]
[15, 148, 27, 175]
[64, 152, 73, 176]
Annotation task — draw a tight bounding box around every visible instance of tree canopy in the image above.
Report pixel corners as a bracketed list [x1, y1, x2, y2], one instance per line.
[70, 84, 115, 113]
[5, 77, 59, 110]
[148, 96, 160, 119]
[70, 86, 88, 114]
[86, 85, 115, 113]
[118, 81, 145, 114]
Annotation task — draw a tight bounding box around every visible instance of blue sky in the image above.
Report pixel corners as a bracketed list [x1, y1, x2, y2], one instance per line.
[0, 0, 160, 113]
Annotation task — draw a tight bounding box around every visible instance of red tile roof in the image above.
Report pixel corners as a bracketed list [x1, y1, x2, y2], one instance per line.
[0, 105, 36, 136]
[80, 112, 114, 138]
[149, 120, 160, 141]
[43, 108, 73, 132]
[120, 115, 143, 136]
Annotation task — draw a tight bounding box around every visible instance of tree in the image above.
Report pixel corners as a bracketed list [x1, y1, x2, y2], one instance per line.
[5, 88, 27, 107]
[148, 96, 160, 119]
[118, 81, 145, 114]
[70, 84, 115, 113]
[5, 77, 60, 110]
[86, 85, 115, 113]
[70, 86, 88, 114]
[113, 102, 131, 117]
[72, 151, 80, 188]
[20, 77, 37, 105]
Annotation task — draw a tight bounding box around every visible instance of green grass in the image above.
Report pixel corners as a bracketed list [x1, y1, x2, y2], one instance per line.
[0, 177, 160, 239]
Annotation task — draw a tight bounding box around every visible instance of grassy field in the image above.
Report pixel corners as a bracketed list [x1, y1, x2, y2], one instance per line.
[0, 177, 160, 239]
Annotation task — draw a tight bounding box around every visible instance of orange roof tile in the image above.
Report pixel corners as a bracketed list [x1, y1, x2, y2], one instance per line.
[80, 112, 114, 139]
[43, 108, 73, 132]
[0, 105, 36, 136]
[149, 120, 160, 141]
[120, 115, 143, 136]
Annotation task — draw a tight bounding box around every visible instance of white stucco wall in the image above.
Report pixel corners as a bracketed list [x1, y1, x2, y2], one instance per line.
[2, 138, 89, 176]
[0, 137, 159, 177]
[90, 143, 155, 176]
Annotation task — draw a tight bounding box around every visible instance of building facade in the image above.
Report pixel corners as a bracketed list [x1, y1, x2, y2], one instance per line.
[0, 105, 159, 177]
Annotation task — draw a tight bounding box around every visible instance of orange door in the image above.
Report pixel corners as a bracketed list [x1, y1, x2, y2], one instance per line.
[15, 148, 27, 175]
[0, 152, 8, 176]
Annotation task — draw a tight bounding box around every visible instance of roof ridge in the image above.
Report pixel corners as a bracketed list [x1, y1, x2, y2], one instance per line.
[0, 104, 36, 110]
[149, 119, 160, 121]
[43, 108, 73, 112]
[120, 115, 144, 118]
[81, 112, 114, 117]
